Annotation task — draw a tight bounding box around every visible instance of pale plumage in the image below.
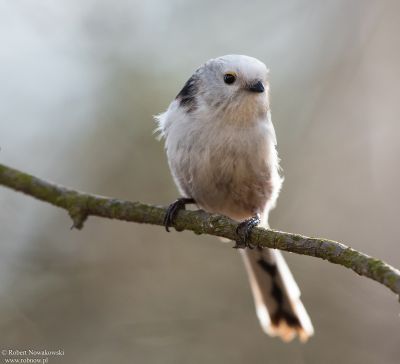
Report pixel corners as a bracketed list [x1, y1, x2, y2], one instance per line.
[156, 54, 313, 341]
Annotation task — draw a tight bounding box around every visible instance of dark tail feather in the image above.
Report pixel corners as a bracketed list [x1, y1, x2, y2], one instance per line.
[240, 247, 314, 342]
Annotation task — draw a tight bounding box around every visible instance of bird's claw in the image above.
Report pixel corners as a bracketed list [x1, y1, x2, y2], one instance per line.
[164, 198, 195, 232]
[233, 214, 261, 249]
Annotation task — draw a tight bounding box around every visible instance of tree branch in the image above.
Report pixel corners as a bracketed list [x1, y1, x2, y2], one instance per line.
[1, 162, 400, 299]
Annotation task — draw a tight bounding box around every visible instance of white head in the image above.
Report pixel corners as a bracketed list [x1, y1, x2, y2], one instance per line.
[175, 55, 270, 124]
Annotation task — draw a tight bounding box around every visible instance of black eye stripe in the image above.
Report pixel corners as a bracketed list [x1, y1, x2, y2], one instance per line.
[224, 73, 236, 84]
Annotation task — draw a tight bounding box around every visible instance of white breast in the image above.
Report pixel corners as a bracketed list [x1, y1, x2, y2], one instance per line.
[157, 101, 282, 222]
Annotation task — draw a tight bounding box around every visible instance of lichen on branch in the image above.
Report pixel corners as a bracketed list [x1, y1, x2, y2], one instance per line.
[1, 162, 400, 299]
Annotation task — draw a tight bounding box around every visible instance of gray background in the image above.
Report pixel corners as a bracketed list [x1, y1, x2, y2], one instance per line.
[1, 1, 400, 363]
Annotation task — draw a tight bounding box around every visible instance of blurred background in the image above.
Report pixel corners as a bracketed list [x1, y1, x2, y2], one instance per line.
[1, 0, 400, 363]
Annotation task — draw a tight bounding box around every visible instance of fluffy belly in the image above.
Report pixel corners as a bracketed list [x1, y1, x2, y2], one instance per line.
[167, 120, 280, 221]
[195, 166, 272, 220]
[171, 146, 274, 221]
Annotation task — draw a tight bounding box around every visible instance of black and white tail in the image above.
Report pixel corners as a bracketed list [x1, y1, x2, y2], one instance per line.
[240, 247, 314, 342]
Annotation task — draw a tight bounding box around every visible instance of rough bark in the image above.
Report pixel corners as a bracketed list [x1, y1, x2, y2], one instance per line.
[1, 163, 399, 299]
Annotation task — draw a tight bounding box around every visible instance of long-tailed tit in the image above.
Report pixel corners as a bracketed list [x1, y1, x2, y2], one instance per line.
[155, 55, 314, 342]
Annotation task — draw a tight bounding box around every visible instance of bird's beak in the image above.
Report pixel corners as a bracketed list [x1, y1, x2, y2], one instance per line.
[247, 80, 265, 93]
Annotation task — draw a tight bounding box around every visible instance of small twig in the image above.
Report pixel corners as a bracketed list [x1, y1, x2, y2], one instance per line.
[0, 163, 399, 299]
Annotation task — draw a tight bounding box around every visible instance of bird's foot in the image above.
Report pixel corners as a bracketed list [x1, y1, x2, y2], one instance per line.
[164, 197, 195, 232]
[233, 214, 261, 249]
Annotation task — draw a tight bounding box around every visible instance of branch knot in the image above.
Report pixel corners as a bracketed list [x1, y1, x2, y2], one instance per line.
[69, 206, 88, 230]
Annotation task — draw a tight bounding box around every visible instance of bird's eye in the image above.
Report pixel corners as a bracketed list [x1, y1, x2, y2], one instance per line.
[223, 72, 237, 85]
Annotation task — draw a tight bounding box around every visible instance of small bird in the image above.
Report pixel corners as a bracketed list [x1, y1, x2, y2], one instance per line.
[155, 55, 314, 342]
